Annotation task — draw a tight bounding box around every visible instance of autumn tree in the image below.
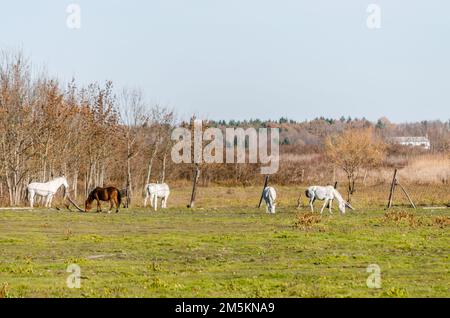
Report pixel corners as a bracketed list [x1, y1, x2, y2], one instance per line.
[0, 51, 36, 205]
[325, 128, 386, 201]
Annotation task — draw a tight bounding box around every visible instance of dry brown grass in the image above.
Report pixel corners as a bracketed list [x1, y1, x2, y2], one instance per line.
[0, 282, 9, 298]
[398, 154, 450, 184]
[433, 216, 450, 228]
[383, 210, 419, 227]
[294, 212, 323, 231]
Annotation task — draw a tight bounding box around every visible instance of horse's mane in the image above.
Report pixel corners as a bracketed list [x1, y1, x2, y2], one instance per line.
[48, 176, 66, 183]
[332, 188, 345, 203]
[87, 188, 98, 201]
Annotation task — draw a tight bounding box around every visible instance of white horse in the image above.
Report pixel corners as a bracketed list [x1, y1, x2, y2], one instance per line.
[262, 186, 277, 214]
[27, 176, 69, 208]
[144, 183, 170, 211]
[305, 185, 354, 215]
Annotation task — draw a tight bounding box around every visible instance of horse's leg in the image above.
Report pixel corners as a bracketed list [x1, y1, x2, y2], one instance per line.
[329, 199, 333, 215]
[153, 195, 157, 212]
[48, 194, 54, 208]
[165, 194, 169, 208]
[144, 192, 148, 207]
[29, 191, 34, 208]
[107, 199, 113, 214]
[96, 197, 101, 212]
[309, 198, 315, 213]
[320, 199, 329, 215]
[115, 194, 120, 213]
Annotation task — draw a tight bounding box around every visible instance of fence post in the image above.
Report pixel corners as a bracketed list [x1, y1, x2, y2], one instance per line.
[188, 164, 200, 208]
[258, 176, 270, 208]
[387, 169, 398, 209]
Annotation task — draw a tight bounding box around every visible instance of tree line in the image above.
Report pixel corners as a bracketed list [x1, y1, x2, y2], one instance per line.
[0, 52, 174, 206]
[1, 51, 449, 206]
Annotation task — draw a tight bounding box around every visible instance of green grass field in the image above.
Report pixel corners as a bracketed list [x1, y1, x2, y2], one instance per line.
[0, 185, 449, 298]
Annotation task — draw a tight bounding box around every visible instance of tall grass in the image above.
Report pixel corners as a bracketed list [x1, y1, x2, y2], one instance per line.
[398, 154, 450, 184]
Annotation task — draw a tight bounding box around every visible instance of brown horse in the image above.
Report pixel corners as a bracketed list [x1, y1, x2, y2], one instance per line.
[85, 187, 122, 213]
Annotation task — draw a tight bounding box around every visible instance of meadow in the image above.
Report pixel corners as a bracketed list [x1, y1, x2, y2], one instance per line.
[0, 185, 449, 298]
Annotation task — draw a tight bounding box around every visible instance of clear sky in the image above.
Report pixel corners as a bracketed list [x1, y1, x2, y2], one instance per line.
[1, 0, 449, 122]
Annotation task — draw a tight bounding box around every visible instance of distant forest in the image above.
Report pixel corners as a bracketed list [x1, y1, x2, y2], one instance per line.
[206, 117, 450, 153]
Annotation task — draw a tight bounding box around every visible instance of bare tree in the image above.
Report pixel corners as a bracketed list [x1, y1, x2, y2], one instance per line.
[118, 88, 149, 196]
[144, 106, 174, 185]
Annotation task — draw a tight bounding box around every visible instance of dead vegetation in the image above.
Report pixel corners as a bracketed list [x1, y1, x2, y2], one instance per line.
[294, 212, 323, 231]
[433, 216, 450, 228]
[383, 210, 450, 228]
[0, 282, 9, 298]
[383, 210, 419, 227]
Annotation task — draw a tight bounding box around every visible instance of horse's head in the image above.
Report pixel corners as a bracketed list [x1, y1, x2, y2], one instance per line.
[85, 198, 93, 212]
[270, 204, 276, 214]
[338, 201, 346, 214]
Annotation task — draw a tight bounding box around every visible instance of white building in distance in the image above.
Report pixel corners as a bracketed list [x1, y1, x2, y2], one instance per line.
[390, 136, 431, 150]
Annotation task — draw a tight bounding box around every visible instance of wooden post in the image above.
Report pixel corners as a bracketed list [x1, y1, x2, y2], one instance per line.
[67, 196, 84, 212]
[188, 165, 200, 208]
[258, 176, 270, 208]
[396, 182, 416, 209]
[387, 169, 398, 209]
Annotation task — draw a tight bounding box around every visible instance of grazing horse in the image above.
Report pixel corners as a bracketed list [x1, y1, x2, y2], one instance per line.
[305, 185, 354, 215]
[27, 176, 69, 208]
[262, 186, 277, 214]
[144, 183, 170, 211]
[85, 187, 121, 213]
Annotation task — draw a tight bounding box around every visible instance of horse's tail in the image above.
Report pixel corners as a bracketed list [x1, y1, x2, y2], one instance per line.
[25, 186, 29, 202]
[116, 189, 122, 208]
[305, 189, 311, 199]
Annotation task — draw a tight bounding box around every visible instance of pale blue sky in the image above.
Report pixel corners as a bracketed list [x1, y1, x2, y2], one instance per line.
[1, 1, 449, 122]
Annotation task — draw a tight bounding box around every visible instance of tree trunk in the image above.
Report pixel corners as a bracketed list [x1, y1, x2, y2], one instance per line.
[145, 140, 160, 186]
[188, 165, 200, 208]
[73, 170, 78, 199]
[160, 151, 168, 183]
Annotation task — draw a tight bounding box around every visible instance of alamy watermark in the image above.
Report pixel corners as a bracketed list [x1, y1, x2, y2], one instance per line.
[171, 120, 280, 174]
[66, 3, 81, 29]
[366, 264, 382, 289]
[66, 264, 81, 288]
[366, 4, 381, 29]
